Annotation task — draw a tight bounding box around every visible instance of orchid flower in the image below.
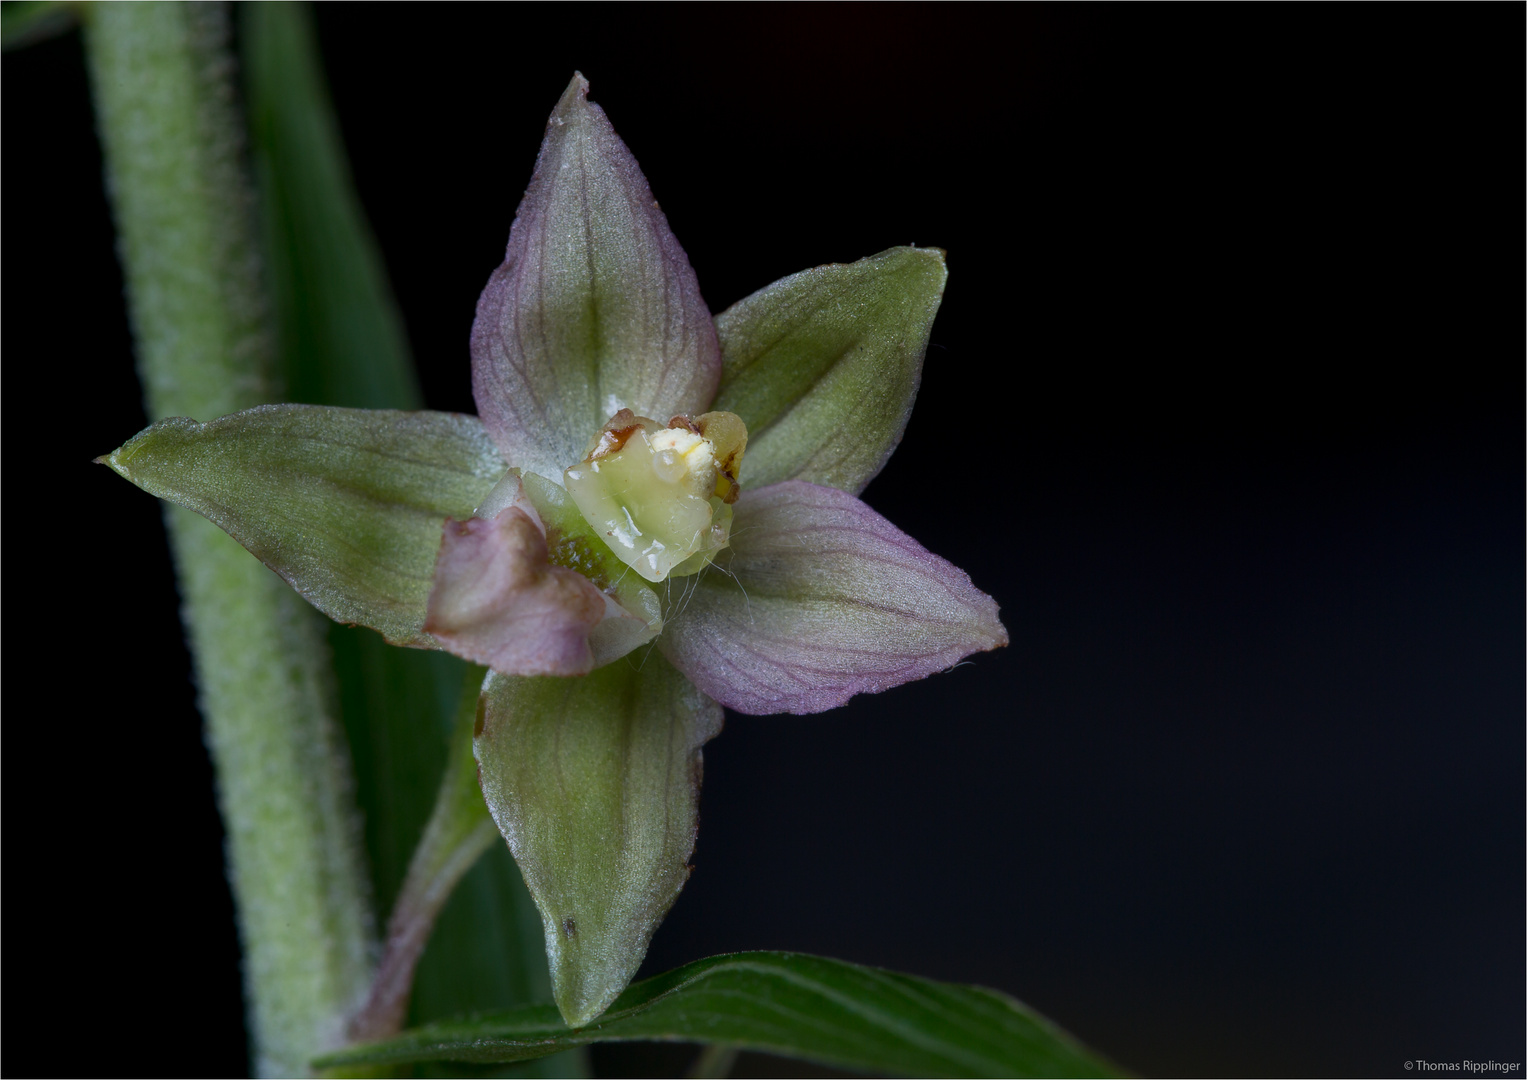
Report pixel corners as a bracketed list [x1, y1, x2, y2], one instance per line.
[103, 74, 1007, 1027]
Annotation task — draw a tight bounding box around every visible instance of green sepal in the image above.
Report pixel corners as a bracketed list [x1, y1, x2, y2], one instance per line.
[101, 404, 506, 646]
[314, 950, 1122, 1078]
[474, 655, 721, 1028]
[712, 246, 947, 495]
[471, 74, 720, 485]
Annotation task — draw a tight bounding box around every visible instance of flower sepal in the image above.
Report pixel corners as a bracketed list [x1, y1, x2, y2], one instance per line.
[471, 73, 720, 488]
[474, 656, 721, 1028]
[713, 245, 947, 495]
[98, 404, 505, 646]
[659, 480, 1009, 715]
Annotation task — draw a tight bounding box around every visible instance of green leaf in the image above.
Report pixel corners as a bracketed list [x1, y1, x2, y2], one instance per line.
[102, 404, 505, 647]
[314, 951, 1122, 1079]
[712, 246, 947, 495]
[474, 655, 722, 1028]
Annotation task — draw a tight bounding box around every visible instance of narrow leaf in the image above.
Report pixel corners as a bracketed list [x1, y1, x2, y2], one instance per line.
[475, 656, 722, 1027]
[713, 246, 947, 495]
[102, 404, 506, 647]
[242, 1, 422, 412]
[315, 951, 1121, 1079]
[471, 73, 720, 484]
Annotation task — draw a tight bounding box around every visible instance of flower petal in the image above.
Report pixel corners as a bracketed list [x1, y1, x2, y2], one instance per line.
[658, 481, 1007, 714]
[712, 247, 946, 495]
[471, 73, 720, 483]
[475, 657, 722, 1027]
[454, 471, 664, 671]
[425, 509, 608, 676]
[100, 405, 504, 646]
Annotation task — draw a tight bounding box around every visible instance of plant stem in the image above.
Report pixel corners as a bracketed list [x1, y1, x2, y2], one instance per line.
[83, 4, 374, 1074]
[347, 667, 499, 1043]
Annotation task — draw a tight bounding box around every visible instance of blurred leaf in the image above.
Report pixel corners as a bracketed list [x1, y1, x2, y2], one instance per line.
[713, 246, 946, 495]
[239, 11, 578, 1072]
[316, 951, 1122, 1079]
[2, 0, 75, 51]
[243, 0, 418, 412]
[348, 664, 499, 1043]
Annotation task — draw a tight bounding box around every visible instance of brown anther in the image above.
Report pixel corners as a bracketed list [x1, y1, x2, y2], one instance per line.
[716, 470, 741, 505]
[667, 414, 700, 433]
[589, 408, 642, 460]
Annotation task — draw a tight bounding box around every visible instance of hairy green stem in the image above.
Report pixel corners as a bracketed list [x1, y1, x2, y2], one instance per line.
[84, 4, 374, 1074]
[347, 667, 498, 1044]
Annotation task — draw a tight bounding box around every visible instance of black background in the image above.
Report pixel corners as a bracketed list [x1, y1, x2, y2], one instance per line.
[6, 5, 1522, 1078]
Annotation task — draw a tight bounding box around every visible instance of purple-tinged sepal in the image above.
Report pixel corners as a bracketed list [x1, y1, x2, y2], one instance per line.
[471, 74, 720, 485]
[659, 480, 1007, 714]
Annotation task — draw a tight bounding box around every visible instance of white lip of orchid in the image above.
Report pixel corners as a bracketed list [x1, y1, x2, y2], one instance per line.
[563, 411, 743, 584]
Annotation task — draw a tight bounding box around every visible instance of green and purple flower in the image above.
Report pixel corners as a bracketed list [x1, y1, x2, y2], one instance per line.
[105, 74, 1006, 1026]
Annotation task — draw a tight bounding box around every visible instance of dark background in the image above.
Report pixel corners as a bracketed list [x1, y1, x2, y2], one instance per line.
[7, 5, 1521, 1077]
